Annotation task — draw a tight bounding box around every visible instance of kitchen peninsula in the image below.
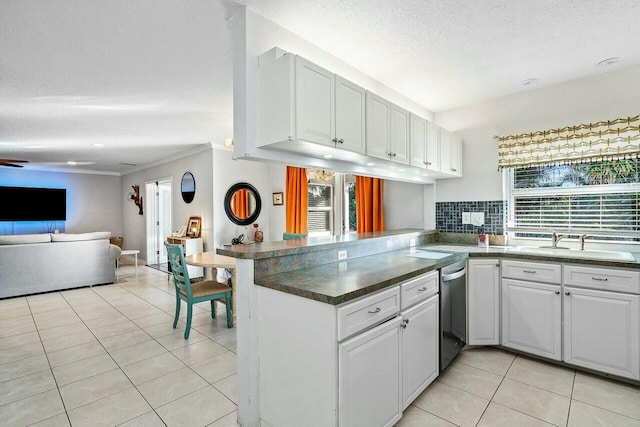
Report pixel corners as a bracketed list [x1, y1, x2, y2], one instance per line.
[217, 229, 454, 427]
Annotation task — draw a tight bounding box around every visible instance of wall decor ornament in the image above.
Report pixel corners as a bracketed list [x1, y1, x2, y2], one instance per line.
[129, 185, 143, 215]
[496, 115, 640, 169]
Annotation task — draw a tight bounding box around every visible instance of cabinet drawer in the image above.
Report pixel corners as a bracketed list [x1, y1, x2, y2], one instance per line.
[502, 260, 561, 284]
[564, 265, 640, 294]
[337, 286, 400, 341]
[400, 271, 439, 310]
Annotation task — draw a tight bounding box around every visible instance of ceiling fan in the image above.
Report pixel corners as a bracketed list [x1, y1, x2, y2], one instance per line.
[0, 159, 28, 168]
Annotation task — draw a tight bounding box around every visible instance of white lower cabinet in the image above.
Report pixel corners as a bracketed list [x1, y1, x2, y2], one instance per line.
[501, 279, 562, 360]
[468, 259, 500, 345]
[339, 316, 402, 427]
[563, 286, 640, 380]
[401, 295, 439, 409]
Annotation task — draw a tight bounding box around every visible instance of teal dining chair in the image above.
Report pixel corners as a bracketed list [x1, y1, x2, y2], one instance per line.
[282, 232, 308, 240]
[164, 243, 232, 339]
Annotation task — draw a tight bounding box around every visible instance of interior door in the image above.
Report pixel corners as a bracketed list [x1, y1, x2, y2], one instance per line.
[145, 178, 172, 266]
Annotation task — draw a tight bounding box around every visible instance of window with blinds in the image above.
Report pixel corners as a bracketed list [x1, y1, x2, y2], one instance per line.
[308, 183, 333, 236]
[508, 159, 639, 241]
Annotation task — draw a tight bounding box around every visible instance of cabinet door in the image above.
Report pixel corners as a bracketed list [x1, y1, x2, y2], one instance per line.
[409, 114, 427, 169]
[339, 316, 402, 427]
[450, 133, 463, 176]
[295, 57, 334, 146]
[501, 279, 562, 360]
[402, 295, 439, 410]
[335, 76, 366, 154]
[468, 259, 500, 345]
[564, 287, 639, 380]
[439, 128, 452, 174]
[426, 121, 440, 172]
[365, 92, 390, 161]
[389, 104, 410, 164]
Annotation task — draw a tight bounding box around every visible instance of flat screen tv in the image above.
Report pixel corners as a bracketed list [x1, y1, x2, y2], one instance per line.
[0, 186, 67, 221]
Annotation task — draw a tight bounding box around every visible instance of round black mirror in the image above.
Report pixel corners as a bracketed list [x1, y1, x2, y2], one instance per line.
[181, 172, 196, 203]
[224, 182, 262, 226]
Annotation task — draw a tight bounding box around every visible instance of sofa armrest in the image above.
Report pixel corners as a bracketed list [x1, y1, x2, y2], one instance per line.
[109, 244, 122, 260]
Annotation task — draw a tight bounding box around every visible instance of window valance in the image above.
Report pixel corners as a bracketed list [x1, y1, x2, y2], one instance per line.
[497, 115, 640, 169]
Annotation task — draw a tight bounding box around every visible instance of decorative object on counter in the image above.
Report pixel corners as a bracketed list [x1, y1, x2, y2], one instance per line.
[186, 216, 201, 238]
[180, 172, 196, 203]
[231, 234, 245, 245]
[477, 233, 489, 247]
[272, 192, 283, 205]
[128, 185, 143, 215]
[497, 114, 640, 169]
[224, 182, 262, 226]
[253, 223, 264, 243]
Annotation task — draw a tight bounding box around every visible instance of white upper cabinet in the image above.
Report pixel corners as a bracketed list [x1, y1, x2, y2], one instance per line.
[450, 133, 463, 177]
[366, 93, 409, 164]
[439, 129, 463, 177]
[295, 57, 335, 147]
[389, 104, 410, 164]
[426, 121, 440, 172]
[409, 114, 427, 169]
[335, 75, 366, 154]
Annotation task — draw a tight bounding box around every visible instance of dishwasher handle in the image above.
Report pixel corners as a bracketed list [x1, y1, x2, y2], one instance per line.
[442, 268, 466, 282]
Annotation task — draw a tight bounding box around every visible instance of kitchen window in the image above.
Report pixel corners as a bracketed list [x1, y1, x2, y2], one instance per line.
[308, 182, 333, 237]
[506, 158, 639, 242]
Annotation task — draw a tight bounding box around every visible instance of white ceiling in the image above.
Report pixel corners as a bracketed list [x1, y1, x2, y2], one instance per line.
[1, 0, 639, 174]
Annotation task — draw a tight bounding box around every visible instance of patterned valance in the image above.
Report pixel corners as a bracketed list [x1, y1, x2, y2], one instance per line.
[497, 115, 640, 169]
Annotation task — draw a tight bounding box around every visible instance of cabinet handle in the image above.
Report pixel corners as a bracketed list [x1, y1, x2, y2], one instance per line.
[417, 287, 427, 292]
[451, 168, 457, 172]
[591, 277, 608, 282]
[565, 291, 571, 296]
[495, 263, 500, 267]
[332, 138, 338, 143]
[523, 269, 536, 274]
[423, 161, 428, 165]
[368, 307, 381, 314]
[338, 139, 344, 144]
[555, 291, 560, 295]
[392, 153, 397, 157]
[427, 162, 432, 165]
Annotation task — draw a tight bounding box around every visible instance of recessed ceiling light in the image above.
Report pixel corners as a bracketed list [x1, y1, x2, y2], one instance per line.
[223, 137, 234, 148]
[323, 154, 333, 159]
[366, 162, 375, 167]
[92, 143, 104, 148]
[521, 78, 538, 86]
[597, 57, 619, 67]
[422, 173, 429, 176]
[67, 161, 77, 165]
[398, 168, 406, 172]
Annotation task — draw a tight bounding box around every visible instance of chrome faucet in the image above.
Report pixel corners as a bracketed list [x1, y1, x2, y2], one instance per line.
[579, 234, 588, 250]
[551, 231, 566, 248]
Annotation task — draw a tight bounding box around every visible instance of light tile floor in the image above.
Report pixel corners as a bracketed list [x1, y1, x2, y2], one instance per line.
[2, 265, 640, 426]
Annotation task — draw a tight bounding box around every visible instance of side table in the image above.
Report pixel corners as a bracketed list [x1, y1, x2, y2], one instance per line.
[119, 249, 140, 278]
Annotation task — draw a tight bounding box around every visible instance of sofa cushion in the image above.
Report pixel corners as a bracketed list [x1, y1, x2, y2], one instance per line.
[0, 234, 52, 245]
[51, 231, 111, 242]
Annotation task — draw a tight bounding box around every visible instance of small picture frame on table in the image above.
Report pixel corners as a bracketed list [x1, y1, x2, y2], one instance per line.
[272, 192, 283, 205]
[186, 216, 202, 238]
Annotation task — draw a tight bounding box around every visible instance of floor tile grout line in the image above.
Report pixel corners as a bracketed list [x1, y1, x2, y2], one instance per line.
[470, 353, 518, 426]
[409, 405, 462, 426]
[565, 369, 577, 427]
[570, 396, 640, 422]
[24, 294, 73, 427]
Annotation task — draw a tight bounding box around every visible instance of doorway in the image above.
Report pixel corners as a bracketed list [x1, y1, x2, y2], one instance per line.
[146, 178, 172, 272]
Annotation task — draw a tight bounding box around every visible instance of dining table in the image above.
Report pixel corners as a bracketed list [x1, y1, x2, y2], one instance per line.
[185, 251, 237, 326]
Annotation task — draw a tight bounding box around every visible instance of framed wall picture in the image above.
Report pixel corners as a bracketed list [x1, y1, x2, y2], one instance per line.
[272, 192, 283, 205]
[186, 216, 202, 238]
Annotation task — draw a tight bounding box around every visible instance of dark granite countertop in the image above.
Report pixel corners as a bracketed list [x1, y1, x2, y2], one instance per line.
[255, 249, 466, 305]
[254, 243, 640, 306]
[217, 229, 436, 259]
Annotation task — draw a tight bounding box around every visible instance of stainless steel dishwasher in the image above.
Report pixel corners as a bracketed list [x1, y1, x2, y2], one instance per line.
[440, 259, 467, 371]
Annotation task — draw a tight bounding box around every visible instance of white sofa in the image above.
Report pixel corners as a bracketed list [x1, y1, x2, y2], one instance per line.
[0, 232, 121, 298]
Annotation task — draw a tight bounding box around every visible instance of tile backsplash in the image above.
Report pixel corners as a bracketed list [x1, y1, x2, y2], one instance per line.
[436, 200, 505, 235]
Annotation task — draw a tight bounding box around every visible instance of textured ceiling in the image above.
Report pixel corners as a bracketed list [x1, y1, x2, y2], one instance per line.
[1, 0, 639, 173]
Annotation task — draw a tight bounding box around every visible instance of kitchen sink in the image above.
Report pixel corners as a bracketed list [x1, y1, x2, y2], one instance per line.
[509, 246, 635, 261]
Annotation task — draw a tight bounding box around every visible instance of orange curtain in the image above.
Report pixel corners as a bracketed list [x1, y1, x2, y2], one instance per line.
[232, 189, 249, 219]
[285, 166, 308, 234]
[355, 175, 385, 233]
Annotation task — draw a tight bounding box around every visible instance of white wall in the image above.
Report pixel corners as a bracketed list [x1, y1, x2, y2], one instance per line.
[385, 180, 425, 230]
[267, 163, 287, 240]
[434, 64, 640, 202]
[121, 147, 214, 261]
[0, 168, 122, 235]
